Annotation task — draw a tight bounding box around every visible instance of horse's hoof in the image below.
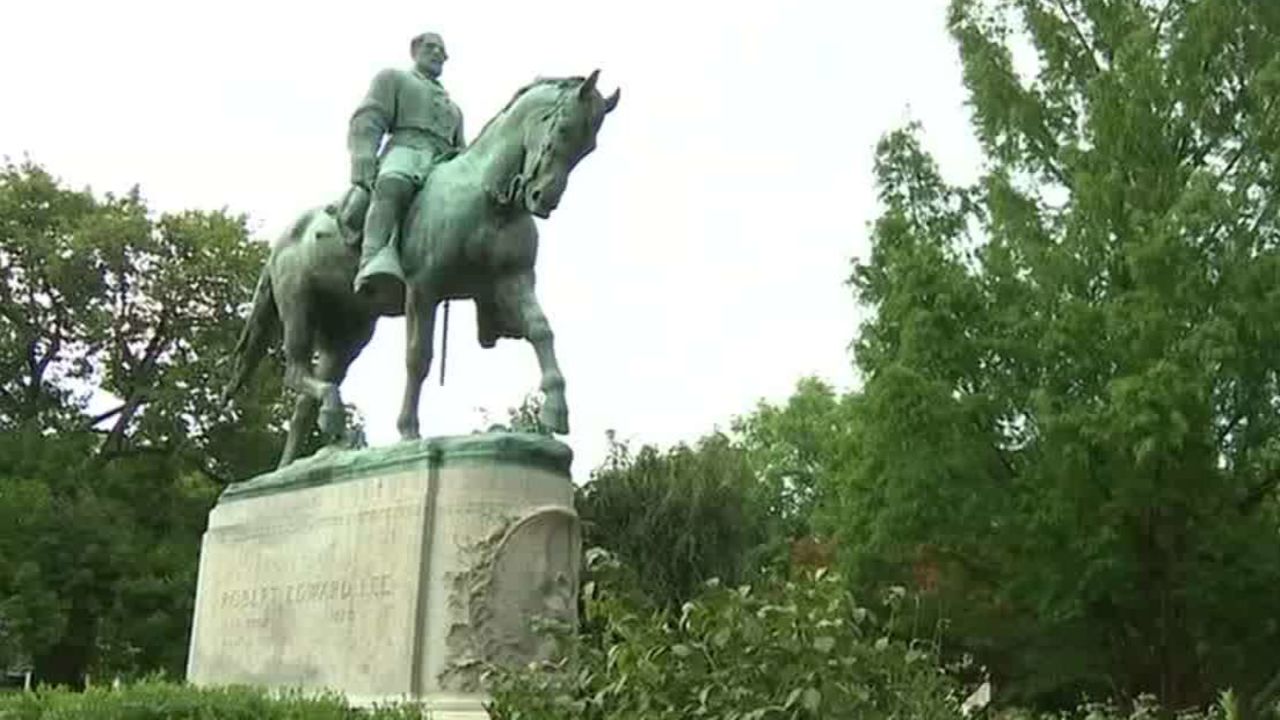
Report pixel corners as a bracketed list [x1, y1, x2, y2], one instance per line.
[541, 401, 569, 435]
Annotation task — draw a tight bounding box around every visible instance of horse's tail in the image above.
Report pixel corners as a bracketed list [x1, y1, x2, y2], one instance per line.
[220, 263, 278, 407]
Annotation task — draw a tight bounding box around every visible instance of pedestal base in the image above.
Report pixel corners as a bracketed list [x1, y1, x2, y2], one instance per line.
[185, 433, 579, 711]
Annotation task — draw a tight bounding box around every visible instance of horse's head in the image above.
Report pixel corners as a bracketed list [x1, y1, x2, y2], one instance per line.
[517, 70, 620, 218]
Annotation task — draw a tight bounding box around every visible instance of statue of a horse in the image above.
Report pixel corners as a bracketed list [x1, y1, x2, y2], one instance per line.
[221, 71, 620, 467]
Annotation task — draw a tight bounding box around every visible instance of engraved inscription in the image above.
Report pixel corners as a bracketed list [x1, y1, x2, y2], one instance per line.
[219, 574, 393, 611]
[211, 504, 418, 543]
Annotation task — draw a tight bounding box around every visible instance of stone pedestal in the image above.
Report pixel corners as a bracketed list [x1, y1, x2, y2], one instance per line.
[185, 433, 580, 717]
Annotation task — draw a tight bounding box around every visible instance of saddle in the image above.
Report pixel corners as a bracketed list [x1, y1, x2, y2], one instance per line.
[324, 146, 459, 248]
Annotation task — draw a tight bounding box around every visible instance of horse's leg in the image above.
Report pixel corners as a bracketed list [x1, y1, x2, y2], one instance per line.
[316, 320, 376, 440]
[279, 394, 318, 468]
[507, 273, 568, 433]
[397, 286, 438, 439]
[279, 306, 341, 448]
[276, 305, 318, 468]
[277, 316, 372, 466]
[313, 347, 354, 439]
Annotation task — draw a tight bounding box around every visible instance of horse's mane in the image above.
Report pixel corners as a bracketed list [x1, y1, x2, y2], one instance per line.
[471, 76, 585, 145]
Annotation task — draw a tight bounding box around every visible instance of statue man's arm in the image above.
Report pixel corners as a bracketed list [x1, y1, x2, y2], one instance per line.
[347, 69, 399, 188]
[438, 113, 465, 162]
[453, 115, 466, 150]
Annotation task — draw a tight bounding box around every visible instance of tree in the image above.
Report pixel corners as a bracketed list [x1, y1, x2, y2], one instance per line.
[837, 0, 1280, 711]
[477, 392, 553, 435]
[733, 377, 859, 542]
[576, 432, 773, 610]
[0, 160, 285, 685]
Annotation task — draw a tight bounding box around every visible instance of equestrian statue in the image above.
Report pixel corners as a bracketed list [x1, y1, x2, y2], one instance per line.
[220, 31, 620, 467]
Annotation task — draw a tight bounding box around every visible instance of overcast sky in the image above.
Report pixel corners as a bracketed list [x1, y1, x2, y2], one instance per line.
[1, 0, 982, 477]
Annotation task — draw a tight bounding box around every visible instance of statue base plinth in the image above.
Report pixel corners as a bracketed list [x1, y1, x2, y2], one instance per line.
[185, 433, 579, 715]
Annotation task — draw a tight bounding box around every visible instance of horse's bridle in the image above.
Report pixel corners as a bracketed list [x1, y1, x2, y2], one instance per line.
[493, 99, 571, 210]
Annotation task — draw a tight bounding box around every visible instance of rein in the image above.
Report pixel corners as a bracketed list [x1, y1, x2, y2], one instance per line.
[485, 92, 571, 209]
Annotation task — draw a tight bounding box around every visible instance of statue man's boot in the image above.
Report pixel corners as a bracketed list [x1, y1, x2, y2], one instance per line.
[355, 241, 405, 315]
[355, 180, 411, 314]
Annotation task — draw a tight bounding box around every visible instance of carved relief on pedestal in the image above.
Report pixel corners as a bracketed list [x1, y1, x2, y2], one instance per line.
[440, 506, 581, 692]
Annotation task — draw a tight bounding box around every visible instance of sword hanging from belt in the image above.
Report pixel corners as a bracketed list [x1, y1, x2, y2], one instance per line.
[439, 300, 450, 386]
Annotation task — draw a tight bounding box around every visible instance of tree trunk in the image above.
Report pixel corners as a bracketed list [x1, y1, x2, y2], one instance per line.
[31, 602, 97, 690]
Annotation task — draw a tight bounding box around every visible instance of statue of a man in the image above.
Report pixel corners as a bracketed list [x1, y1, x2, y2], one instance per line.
[346, 31, 465, 308]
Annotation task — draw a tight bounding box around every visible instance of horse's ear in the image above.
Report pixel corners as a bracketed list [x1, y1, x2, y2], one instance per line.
[604, 88, 620, 113]
[579, 69, 600, 99]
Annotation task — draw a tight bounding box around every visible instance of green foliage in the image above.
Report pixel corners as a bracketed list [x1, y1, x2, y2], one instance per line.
[732, 377, 858, 540]
[485, 550, 965, 720]
[0, 162, 285, 472]
[0, 160, 285, 685]
[833, 0, 1280, 710]
[0, 679, 422, 718]
[575, 432, 773, 610]
[482, 392, 552, 435]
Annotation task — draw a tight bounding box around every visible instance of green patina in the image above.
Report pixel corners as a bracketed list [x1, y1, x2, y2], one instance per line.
[219, 432, 572, 503]
[218, 30, 620, 471]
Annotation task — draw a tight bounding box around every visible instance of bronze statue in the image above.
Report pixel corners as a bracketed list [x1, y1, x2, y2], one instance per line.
[221, 44, 619, 468]
[343, 31, 466, 313]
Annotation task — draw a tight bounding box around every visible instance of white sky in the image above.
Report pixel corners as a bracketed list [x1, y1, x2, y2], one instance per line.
[0, 0, 982, 477]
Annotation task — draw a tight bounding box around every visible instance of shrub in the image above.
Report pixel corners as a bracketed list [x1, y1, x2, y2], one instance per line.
[576, 433, 775, 611]
[0, 679, 422, 719]
[484, 549, 965, 719]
